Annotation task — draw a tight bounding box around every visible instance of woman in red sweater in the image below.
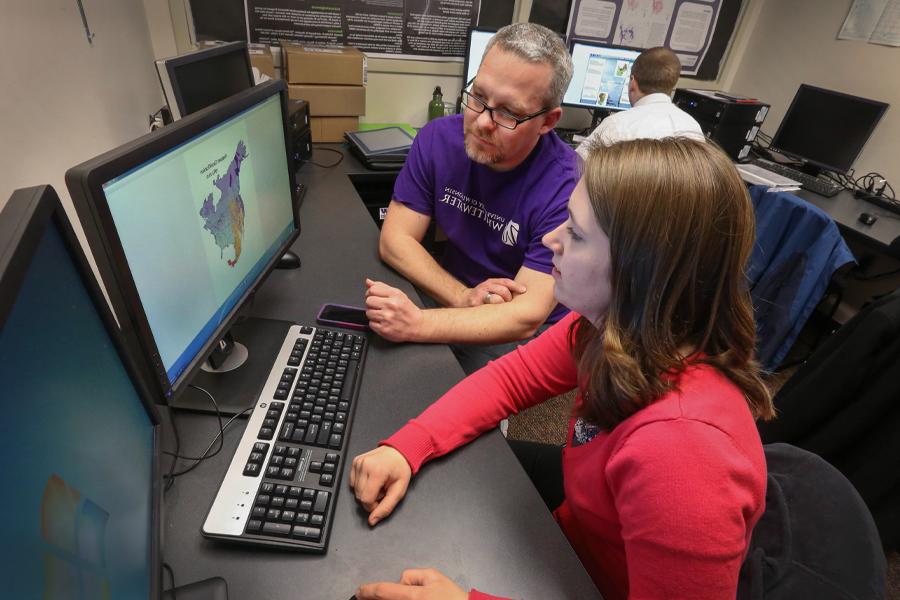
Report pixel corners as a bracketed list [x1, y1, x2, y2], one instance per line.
[351, 138, 776, 600]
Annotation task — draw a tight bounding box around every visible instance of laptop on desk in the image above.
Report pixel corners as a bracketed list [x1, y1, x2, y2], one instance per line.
[0, 185, 226, 600]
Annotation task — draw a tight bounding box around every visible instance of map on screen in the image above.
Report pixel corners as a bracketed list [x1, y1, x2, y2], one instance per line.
[200, 140, 248, 267]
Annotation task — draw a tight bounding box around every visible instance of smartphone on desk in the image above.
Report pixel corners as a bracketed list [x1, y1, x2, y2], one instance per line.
[316, 303, 369, 331]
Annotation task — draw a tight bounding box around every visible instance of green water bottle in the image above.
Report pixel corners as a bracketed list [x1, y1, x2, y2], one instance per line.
[428, 86, 444, 121]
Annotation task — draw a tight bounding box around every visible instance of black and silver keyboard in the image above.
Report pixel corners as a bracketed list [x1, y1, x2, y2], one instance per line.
[202, 324, 367, 552]
[751, 158, 843, 197]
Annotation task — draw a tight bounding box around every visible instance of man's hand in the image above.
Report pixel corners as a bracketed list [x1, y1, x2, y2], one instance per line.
[350, 446, 412, 526]
[355, 568, 467, 600]
[457, 278, 527, 308]
[365, 279, 426, 342]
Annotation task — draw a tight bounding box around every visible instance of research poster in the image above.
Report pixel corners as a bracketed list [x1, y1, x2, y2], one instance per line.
[246, 0, 481, 59]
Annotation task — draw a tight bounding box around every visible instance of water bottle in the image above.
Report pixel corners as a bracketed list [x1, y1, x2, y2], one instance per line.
[428, 86, 444, 121]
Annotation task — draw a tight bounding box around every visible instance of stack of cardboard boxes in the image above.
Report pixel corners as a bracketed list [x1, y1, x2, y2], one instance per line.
[281, 44, 366, 142]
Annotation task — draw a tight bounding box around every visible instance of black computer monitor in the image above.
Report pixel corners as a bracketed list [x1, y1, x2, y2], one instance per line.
[156, 41, 255, 120]
[66, 80, 300, 412]
[769, 84, 888, 175]
[0, 185, 161, 599]
[563, 41, 641, 112]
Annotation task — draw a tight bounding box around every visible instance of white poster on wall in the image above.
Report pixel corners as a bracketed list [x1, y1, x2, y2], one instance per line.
[839, 0, 900, 46]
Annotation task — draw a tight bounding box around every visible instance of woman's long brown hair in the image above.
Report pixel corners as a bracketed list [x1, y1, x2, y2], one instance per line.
[572, 138, 774, 429]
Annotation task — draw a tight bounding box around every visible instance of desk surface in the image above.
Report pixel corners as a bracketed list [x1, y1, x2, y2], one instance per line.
[163, 145, 599, 599]
[794, 188, 900, 258]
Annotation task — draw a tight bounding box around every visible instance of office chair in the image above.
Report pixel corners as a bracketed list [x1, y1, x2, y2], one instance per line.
[737, 443, 886, 600]
[757, 287, 900, 551]
[747, 185, 855, 370]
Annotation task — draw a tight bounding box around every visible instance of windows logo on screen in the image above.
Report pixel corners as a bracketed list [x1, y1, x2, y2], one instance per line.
[40, 474, 110, 599]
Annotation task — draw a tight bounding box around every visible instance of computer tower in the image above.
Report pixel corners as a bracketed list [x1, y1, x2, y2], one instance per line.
[287, 99, 312, 167]
[673, 89, 769, 161]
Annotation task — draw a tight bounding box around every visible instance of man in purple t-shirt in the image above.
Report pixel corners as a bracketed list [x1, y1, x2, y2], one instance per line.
[364, 23, 579, 374]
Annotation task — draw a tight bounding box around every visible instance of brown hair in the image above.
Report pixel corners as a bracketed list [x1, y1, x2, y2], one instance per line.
[572, 137, 774, 429]
[631, 47, 681, 95]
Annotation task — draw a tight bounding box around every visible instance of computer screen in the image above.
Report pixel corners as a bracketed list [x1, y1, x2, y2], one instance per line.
[464, 28, 496, 84]
[769, 85, 888, 174]
[156, 41, 255, 120]
[0, 186, 159, 599]
[563, 42, 641, 111]
[66, 80, 299, 401]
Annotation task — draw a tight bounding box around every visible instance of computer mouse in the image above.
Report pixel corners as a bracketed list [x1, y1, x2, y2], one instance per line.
[858, 212, 878, 226]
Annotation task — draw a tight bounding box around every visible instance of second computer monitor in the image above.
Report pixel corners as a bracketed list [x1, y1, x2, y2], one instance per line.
[769, 84, 888, 174]
[563, 42, 641, 112]
[156, 41, 255, 121]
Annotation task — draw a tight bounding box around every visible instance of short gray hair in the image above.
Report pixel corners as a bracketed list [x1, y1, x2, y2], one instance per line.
[481, 22, 573, 108]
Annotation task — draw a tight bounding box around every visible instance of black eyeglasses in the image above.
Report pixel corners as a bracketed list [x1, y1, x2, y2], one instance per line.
[461, 78, 550, 130]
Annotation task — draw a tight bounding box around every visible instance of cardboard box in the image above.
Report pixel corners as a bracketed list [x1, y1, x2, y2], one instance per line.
[310, 116, 360, 143]
[289, 84, 366, 116]
[248, 43, 275, 80]
[281, 44, 366, 85]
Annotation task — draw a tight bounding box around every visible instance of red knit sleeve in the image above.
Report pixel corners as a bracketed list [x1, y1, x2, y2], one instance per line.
[606, 419, 762, 599]
[468, 590, 509, 600]
[383, 312, 580, 473]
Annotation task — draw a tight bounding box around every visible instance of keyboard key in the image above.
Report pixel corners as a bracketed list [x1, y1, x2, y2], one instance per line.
[246, 519, 263, 532]
[314, 491, 329, 514]
[310, 514, 324, 527]
[263, 522, 292, 536]
[320, 473, 334, 486]
[292, 525, 321, 541]
[243, 462, 261, 477]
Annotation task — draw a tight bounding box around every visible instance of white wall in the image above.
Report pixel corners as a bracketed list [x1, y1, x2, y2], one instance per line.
[727, 0, 900, 185]
[0, 1, 164, 226]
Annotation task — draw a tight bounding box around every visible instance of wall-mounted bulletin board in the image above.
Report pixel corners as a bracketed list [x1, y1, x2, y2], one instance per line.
[566, 0, 743, 80]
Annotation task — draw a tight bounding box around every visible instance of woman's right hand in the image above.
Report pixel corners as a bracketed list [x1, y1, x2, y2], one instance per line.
[350, 446, 412, 526]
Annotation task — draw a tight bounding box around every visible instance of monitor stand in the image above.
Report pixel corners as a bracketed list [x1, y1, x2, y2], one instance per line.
[276, 249, 301, 269]
[799, 162, 824, 178]
[590, 107, 612, 132]
[168, 316, 294, 416]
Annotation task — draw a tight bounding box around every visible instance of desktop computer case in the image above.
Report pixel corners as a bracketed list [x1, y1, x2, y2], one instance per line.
[674, 89, 770, 161]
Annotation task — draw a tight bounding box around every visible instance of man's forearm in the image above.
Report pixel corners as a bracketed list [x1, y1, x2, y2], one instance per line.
[380, 233, 466, 307]
[416, 303, 543, 345]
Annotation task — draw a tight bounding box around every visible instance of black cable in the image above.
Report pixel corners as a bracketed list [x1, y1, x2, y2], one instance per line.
[165, 407, 252, 480]
[164, 407, 180, 493]
[308, 147, 344, 168]
[163, 384, 239, 488]
[163, 562, 177, 600]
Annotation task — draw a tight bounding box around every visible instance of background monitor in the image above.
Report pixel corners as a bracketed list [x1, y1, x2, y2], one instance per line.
[0, 185, 160, 599]
[463, 27, 497, 85]
[66, 80, 299, 406]
[563, 42, 641, 112]
[769, 84, 889, 174]
[156, 41, 255, 120]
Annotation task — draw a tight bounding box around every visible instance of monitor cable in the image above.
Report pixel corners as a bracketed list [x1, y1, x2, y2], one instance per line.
[163, 385, 251, 490]
[308, 147, 344, 168]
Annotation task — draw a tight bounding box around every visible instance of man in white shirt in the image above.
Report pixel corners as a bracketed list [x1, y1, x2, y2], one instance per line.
[576, 47, 704, 158]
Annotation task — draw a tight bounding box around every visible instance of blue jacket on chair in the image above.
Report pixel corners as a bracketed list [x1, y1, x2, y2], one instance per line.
[747, 185, 855, 369]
